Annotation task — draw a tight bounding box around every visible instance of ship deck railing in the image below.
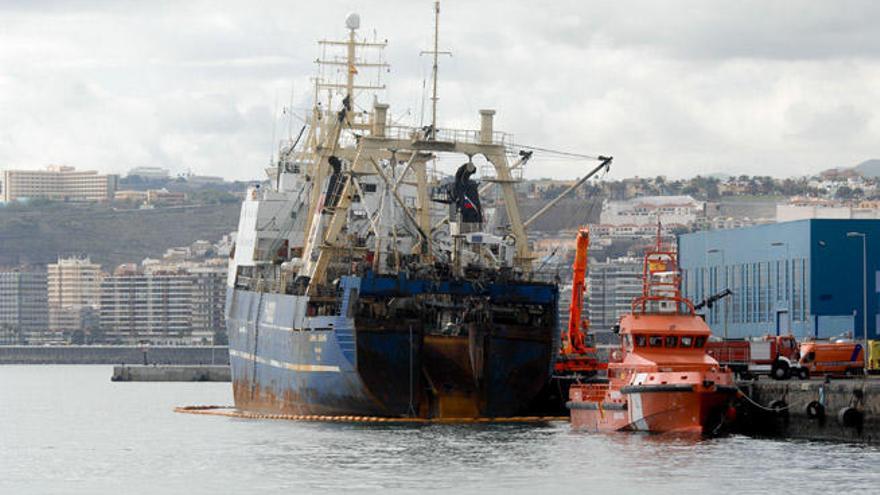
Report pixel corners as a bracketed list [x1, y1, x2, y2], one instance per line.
[384, 125, 512, 147]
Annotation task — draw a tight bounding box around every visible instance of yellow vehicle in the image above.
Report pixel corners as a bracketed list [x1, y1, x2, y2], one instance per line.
[868, 340, 880, 372]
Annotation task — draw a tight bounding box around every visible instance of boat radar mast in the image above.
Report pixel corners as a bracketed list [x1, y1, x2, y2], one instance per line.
[420, 1, 451, 137]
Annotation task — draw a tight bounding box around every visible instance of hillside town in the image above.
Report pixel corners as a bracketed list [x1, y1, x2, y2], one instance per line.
[2, 160, 880, 345]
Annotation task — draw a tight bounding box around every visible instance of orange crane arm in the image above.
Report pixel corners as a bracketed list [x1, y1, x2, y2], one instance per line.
[562, 227, 590, 355]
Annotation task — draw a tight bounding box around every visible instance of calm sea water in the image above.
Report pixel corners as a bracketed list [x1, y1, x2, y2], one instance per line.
[1, 366, 878, 495]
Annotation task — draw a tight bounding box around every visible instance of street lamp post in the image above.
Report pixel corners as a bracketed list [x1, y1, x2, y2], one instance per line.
[846, 231, 868, 376]
[707, 248, 728, 338]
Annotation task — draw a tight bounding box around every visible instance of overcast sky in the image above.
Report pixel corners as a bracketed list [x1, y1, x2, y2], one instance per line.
[2, 0, 880, 181]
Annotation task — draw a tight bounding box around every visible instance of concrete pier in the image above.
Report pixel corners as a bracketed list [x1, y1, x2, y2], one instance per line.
[111, 364, 231, 382]
[0, 345, 229, 365]
[735, 378, 880, 443]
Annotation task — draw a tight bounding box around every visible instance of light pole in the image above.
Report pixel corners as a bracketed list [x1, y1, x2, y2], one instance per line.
[771, 241, 791, 336]
[846, 231, 868, 375]
[707, 248, 728, 338]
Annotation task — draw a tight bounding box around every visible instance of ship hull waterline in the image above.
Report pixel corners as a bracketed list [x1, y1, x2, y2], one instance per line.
[567, 385, 737, 435]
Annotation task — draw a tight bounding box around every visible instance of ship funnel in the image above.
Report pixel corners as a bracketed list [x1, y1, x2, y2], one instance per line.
[479, 109, 495, 144]
[373, 103, 389, 137]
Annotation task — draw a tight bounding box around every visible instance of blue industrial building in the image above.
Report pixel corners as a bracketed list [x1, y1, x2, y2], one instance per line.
[678, 219, 880, 340]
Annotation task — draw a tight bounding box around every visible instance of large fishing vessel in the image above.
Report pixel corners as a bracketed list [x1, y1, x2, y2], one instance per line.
[225, 8, 609, 419]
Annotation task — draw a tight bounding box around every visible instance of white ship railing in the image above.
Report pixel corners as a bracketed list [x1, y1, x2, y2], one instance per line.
[384, 125, 512, 146]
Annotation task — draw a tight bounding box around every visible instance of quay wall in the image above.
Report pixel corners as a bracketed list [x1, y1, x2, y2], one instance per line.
[737, 379, 880, 443]
[0, 346, 230, 365]
[112, 364, 231, 382]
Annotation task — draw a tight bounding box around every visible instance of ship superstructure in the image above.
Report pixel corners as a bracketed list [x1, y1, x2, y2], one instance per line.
[226, 10, 605, 418]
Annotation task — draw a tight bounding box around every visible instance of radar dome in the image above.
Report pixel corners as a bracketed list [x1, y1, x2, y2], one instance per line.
[345, 12, 360, 30]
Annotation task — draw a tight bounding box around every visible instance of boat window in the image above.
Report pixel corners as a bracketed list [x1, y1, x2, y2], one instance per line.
[680, 336, 693, 348]
[635, 335, 647, 347]
[649, 335, 663, 347]
[665, 335, 678, 348]
[802, 351, 815, 363]
[623, 334, 633, 349]
[694, 336, 706, 348]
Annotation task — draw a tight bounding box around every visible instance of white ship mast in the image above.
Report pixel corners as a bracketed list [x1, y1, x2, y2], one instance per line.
[234, 9, 615, 299]
[420, 1, 452, 136]
[291, 12, 532, 295]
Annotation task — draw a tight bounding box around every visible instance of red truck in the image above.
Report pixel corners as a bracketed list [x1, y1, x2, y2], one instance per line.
[706, 335, 805, 380]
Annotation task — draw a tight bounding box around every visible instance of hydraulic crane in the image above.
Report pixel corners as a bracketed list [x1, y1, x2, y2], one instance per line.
[555, 226, 606, 374]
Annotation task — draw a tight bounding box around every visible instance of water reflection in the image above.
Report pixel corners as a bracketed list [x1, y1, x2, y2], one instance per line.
[2, 367, 880, 495]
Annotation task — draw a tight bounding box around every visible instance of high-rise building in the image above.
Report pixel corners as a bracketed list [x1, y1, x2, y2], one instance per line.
[0, 270, 48, 344]
[47, 257, 102, 338]
[187, 264, 227, 344]
[100, 271, 195, 344]
[2, 165, 118, 202]
[586, 257, 643, 333]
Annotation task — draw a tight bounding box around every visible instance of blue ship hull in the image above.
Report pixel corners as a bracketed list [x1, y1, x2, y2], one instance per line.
[226, 272, 559, 418]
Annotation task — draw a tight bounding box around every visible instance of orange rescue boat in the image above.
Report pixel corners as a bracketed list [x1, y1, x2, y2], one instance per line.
[567, 229, 737, 435]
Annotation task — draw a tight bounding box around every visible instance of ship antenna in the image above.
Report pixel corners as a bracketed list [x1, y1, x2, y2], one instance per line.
[269, 90, 279, 166]
[420, 1, 451, 139]
[286, 82, 295, 141]
[655, 216, 662, 251]
[345, 12, 359, 101]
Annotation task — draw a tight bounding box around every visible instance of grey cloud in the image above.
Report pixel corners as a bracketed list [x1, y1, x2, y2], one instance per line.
[1, 0, 880, 180]
[785, 102, 871, 141]
[542, 1, 880, 61]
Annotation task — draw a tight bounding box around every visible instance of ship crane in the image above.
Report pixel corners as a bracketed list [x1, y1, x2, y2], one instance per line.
[555, 226, 606, 374]
[694, 288, 732, 311]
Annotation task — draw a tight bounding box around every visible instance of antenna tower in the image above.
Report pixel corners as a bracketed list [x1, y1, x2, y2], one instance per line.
[420, 1, 451, 138]
[315, 13, 389, 121]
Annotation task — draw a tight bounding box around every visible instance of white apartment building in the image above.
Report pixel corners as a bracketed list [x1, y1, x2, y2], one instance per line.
[100, 272, 195, 344]
[101, 260, 228, 344]
[2, 165, 118, 202]
[776, 198, 880, 222]
[47, 257, 102, 335]
[599, 195, 703, 226]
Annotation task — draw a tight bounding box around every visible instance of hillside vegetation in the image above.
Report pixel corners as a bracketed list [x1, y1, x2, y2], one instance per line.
[0, 202, 241, 269]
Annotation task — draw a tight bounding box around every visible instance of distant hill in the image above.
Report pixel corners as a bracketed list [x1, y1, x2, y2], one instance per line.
[854, 159, 880, 178]
[496, 197, 603, 232]
[0, 193, 597, 270]
[0, 202, 241, 269]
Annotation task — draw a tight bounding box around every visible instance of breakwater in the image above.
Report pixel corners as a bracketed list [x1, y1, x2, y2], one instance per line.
[112, 364, 231, 382]
[0, 345, 229, 365]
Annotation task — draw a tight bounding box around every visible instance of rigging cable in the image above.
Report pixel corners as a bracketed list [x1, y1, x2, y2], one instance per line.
[506, 143, 603, 161]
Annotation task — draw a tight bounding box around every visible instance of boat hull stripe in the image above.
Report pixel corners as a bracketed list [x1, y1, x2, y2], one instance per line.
[229, 349, 341, 373]
[565, 401, 627, 411]
[620, 384, 695, 394]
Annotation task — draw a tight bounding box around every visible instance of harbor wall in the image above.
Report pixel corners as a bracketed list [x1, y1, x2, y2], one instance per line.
[736, 378, 880, 443]
[0, 345, 230, 365]
[111, 364, 231, 382]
